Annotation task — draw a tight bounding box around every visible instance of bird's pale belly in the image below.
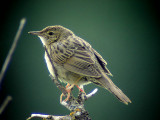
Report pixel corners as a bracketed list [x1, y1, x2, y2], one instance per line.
[55, 63, 92, 86]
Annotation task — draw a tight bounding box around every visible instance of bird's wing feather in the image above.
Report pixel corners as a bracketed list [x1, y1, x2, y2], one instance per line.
[92, 49, 112, 76]
[63, 47, 101, 77]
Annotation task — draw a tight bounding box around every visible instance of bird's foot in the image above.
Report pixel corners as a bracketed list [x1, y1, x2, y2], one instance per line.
[60, 84, 74, 102]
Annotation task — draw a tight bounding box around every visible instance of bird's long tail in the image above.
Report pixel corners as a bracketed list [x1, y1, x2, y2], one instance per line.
[97, 73, 131, 105]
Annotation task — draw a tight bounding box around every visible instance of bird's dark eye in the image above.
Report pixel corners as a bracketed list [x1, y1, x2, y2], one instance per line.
[48, 31, 54, 35]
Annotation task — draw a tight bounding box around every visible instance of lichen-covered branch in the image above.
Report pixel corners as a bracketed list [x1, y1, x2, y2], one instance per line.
[60, 87, 98, 120]
[27, 87, 98, 120]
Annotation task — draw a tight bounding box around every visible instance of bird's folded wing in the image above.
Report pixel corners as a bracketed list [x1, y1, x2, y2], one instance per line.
[52, 44, 111, 77]
[63, 48, 101, 77]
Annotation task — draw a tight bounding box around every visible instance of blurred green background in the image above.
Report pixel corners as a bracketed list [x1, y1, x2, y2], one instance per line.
[0, 0, 159, 120]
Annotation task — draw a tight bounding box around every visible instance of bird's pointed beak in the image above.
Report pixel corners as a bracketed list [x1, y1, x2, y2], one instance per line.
[28, 31, 41, 36]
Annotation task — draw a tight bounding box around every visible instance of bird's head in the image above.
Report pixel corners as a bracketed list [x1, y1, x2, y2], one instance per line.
[28, 25, 73, 45]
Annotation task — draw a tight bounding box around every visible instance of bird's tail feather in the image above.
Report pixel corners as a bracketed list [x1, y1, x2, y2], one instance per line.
[98, 73, 131, 105]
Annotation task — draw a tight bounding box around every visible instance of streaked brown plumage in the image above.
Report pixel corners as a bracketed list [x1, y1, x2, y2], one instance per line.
[29, 25, 131, 105]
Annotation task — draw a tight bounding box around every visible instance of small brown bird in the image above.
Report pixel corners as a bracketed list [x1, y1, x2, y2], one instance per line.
[29, 25, 131, 105]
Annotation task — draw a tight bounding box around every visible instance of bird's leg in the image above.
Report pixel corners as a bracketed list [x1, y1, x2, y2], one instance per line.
[65, 83, 71, 89]
[64, 83, 74, 102]
[76, 85, 87, 98]
[60, 77, 83, 102]
[75, 85, 85, 93]
[60, 83, 75, 102]
[67, 77, 86, 94]
[66, 77, 82, 91]
[60, 83, 72, 102]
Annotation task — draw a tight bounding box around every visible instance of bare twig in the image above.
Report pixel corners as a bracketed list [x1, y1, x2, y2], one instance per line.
[27, 114, 71, 120]
[86, 88, 98, 99]
[0, 18, 26, 116]
[0, 96, 12, 115]
[0, 18, 26, 84]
